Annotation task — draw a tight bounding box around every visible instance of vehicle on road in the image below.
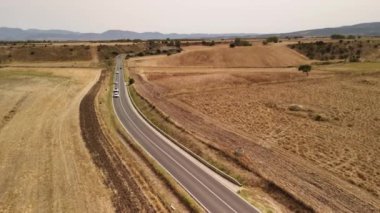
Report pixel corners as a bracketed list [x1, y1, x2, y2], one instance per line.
[113, 91, 120, 98]
[113, 87, 119, 92]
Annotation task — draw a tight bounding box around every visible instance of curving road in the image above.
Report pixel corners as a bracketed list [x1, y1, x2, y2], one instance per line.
[112, 55, 259, 213]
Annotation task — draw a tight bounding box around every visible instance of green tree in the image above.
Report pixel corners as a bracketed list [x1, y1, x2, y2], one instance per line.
[298, 64, 312, 76]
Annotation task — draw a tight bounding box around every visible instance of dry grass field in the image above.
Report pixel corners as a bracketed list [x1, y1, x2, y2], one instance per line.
[0, 42, 196, 213]
[0, 67, 114, 212]
[130, 44, 380, 212]
[135, 45, 308, 68]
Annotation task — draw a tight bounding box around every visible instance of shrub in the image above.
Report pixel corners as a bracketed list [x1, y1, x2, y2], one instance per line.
[231, 38, 251, 47]
[298, 64, 312, 76]
[266, 36, 279, 43]
[128, 78, 135, 85]
[349, 55, 360, 62]
[315, 41, 324, 46]
[331, 34, 345, 39]
[202, 40, 216, 46]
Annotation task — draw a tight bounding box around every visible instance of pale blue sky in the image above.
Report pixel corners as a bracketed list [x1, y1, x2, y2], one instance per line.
[1, 0, 379, 33]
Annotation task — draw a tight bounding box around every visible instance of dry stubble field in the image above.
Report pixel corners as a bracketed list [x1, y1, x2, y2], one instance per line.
[0, 67, 114, 212]
[131, 44, 380, 212]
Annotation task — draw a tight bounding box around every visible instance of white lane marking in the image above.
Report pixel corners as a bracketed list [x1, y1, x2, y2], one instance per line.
[112, 91, 211, 213]
[115, 57, 259, 213]
[116, 78, 238, 213]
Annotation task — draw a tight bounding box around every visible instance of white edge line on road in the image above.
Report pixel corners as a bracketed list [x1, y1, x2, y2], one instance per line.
[113, 56, 261, 213]
[117, 93, 238, 213]
[111, 59, 212, 211]
[112, 93, 211, 213]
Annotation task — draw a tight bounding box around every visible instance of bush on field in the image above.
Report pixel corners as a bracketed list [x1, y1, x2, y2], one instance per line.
[265, 36, 279, 43]
[230, 38, 251, 48]
[298, 64, 312, 76]
[331, 34, 346, 39]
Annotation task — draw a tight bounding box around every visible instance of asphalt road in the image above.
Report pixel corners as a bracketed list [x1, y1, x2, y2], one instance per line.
[112, 55, 259, 213]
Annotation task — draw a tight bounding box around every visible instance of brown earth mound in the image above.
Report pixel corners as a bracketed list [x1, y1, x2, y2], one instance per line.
[139, 45, 308, 68]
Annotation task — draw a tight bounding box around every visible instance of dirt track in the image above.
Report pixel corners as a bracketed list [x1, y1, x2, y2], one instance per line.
[79, 70, 154, 213]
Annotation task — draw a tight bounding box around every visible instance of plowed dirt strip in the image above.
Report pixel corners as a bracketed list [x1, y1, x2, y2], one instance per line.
[79, 70, 154, 213]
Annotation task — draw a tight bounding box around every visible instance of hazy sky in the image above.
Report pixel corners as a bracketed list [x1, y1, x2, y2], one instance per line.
[1, 0, 379, 34]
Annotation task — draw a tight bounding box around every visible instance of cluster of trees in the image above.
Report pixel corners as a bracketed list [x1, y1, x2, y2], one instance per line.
[229, 38, 252, 48]
[330, 34, 360, 40]
[289, 40, 370, 62]
[201, 40, 216, 46]
[162, 38, 181, 48]
[263, 36, 279, 45]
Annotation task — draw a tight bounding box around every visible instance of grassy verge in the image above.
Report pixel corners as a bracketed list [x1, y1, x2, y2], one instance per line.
[97, 64, 204, 212]
[129, 86, 250, 184]
[116, 130, 204, 213]
[239, 189, 276, 213]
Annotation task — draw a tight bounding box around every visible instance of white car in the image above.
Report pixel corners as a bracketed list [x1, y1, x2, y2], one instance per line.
[113, 87, 119, 92]
[113, 91, 120, 98]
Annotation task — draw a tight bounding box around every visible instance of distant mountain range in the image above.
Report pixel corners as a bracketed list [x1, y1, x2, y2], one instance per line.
[267, 22, 380, 38]
[0, 22, 379, 41]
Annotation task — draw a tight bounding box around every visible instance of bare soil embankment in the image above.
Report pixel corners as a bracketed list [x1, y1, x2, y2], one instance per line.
[136, 45, 308, 68]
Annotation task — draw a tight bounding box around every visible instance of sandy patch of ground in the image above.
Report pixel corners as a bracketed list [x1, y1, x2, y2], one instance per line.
[0, 67, 113, 212]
